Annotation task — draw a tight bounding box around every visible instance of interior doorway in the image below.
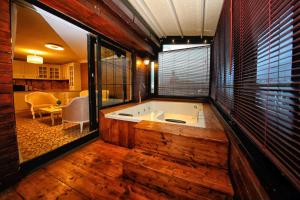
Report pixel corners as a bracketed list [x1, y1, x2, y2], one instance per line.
[11, 0, 98, 163]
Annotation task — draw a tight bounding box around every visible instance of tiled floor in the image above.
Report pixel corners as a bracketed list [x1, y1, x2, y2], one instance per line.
[16, 113, 91, 162]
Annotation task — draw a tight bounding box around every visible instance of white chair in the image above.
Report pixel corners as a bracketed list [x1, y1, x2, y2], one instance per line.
[61, 96, 89, 133]
[25, 92, 58, 119]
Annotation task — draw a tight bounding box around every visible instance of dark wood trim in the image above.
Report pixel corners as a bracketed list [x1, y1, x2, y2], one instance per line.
[97, 36, 102, 109]
[87, 34, 98, 131]
[29, 0, 154, 54]
[131, 52, 137, 102]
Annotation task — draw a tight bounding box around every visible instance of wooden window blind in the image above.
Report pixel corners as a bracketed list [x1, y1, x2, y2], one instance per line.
[158, 46, 210, 97]
[211, 0, 233, 113]
[213, 0, 300, 189]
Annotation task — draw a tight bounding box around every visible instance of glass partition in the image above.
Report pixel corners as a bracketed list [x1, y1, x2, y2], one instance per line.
[100, 45, 132, 107]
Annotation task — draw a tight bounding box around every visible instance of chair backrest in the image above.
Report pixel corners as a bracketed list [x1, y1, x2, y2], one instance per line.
[80, 90, 88, 97]
[62, 96, 89, 122]
[25, 92, 57, 106]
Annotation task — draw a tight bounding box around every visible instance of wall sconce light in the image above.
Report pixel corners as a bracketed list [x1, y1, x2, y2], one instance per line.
[136, 60, 142, 65]
[144, 59, 150, 65]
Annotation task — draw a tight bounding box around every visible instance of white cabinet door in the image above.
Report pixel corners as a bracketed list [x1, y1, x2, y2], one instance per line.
[12, 60, 25, 78]
[24, 62, 38, 78]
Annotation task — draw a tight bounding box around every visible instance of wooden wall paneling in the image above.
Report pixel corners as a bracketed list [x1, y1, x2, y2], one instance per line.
[134, 122, 229, 169]
[0, 0, 20, 188]
[37, 0, 154, 54]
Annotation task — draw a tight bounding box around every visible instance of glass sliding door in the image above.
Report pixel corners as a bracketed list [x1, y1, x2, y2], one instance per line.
[99, 42, 132, 107]
[12, 0, 99, 164]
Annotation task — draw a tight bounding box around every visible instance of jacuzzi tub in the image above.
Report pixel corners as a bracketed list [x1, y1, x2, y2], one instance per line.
[105, 101, 205, 127]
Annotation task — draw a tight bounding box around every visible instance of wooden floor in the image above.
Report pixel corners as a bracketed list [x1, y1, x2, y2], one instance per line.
[0, 102, 233, 200]
[0, 139, 173, 200]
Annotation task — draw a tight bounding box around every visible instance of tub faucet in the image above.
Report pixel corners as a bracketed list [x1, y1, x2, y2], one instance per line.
[138, 83, 145, 103]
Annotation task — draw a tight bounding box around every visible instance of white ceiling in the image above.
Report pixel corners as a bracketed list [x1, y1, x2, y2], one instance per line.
[128, 0, 224, 37]
[13, 4, 88, 64]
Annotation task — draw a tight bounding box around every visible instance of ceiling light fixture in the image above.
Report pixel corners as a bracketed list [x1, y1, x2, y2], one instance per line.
[27, 55, 43, 64]
[45, 43, 64, 51]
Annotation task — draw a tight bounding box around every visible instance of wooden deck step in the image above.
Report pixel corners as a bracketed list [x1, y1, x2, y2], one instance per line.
[134, 121, 229, 169]
[123, 150, 234, 200]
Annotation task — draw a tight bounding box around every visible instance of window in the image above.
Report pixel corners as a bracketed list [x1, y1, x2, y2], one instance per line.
[38, 66, 47, 78]
[163, 44, 207, 51]
[158, 46, 210, 97]
[212, 0, 300, 190]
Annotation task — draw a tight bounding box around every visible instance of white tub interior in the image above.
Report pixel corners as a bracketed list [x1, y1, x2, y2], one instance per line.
[105, 101, 205, 127]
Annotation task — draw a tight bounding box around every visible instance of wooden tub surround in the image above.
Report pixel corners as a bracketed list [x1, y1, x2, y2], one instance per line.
[100, 101, 234, 199]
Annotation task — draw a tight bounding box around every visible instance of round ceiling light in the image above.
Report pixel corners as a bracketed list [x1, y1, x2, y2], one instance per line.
[45, 43, 64, 51]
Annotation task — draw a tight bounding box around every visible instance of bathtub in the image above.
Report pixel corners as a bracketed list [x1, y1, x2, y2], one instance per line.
[105, 101, 205, 127]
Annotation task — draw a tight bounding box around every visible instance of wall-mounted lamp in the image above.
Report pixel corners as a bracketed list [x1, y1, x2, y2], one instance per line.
[136, 60, 142, 65]
[144, 59, 150, 65]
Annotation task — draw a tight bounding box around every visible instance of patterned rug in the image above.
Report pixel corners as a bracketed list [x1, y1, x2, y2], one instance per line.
[16, 113, 91, 163]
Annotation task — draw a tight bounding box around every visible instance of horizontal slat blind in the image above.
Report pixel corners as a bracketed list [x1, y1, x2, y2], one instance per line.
[213, 0, 300, 189]
[158, 46, 210, 97]
[211, 0, 234, 113]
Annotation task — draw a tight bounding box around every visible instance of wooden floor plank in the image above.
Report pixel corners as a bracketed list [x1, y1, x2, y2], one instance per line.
[44, 155, 126, 200]
[63, 141, 129, 178]
[0, 137, 232, 200]
[14, 169, 88, 200]
[0, 188, 23, 200]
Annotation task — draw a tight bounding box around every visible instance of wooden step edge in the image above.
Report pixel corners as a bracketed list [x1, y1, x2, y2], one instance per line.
[134, 149, 228, 170]
[134, 121, 228, 144]
[124, 151, 234, 197]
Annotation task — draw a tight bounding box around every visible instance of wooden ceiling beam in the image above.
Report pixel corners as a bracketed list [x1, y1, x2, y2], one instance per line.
[37, 0, 154, 55]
